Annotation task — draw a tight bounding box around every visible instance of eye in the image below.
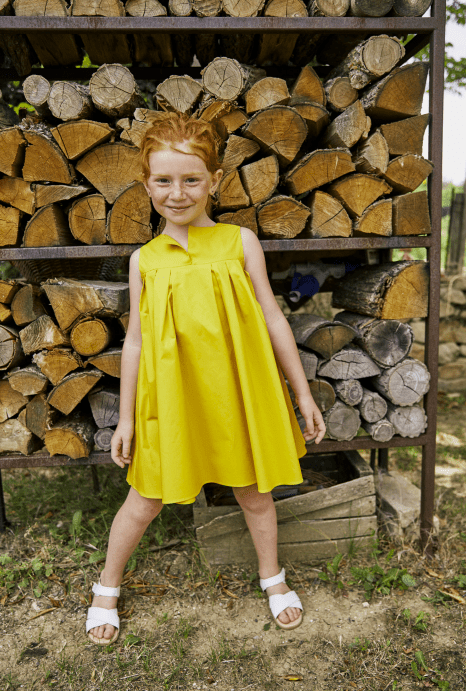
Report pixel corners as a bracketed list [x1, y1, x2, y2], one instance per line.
[186, 177, 200, 183]
[154, 177, 170, 183]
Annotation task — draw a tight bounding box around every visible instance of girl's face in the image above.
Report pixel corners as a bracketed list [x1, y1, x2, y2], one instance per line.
[144, 142, 223, 229]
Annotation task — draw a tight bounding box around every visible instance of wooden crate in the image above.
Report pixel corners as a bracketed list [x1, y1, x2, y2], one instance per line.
[194, 450, 377, 566]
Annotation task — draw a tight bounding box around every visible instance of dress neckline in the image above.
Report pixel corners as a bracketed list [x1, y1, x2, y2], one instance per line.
[159, 222, 219, 253]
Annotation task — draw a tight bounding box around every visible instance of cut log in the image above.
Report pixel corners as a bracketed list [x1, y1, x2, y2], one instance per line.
[308, 378, 336, 412]
[333, 378, 363, 406]
[22, 74, 52, 118]
[371, 357, 430, 406]
[390, 0, 432, 16]
[34, 183, 91, 209]
[44, 410, 96, 458]
[317, 345, 381, 379]
[255, 0, 307, 66]
[32, 346, 83, 385]
[349, 0, 393, 15]
[19, 315, 70, 355]
[332, 261, 429, 319]
[288, 313, 357, 359]
[242, 106, 307, 168]
[323, 77, 358, 113]
[385, 401, 427, 437]
[7, 364, 48, 395]
[156, 75, 204, 114]
[23, 204, 74, 247]
[218, 108, 249, 134]
[379, 114, 430, 156]
[0, 203, 22, 246]
[202, 59, 265, 102]
[119, 109, 159, 148]
[0, 279, 22, 305]
[216, 170, 250, 210]
[0, 323, 24, 370]
[240, 155, 279, 206]
[308, 0, 349, 15]
[46, 368, 104, 415]
[361, 418, 395, 442]
[72, 0, 131, 64]
[89, 64, 145, 118]
[222, 0, 265, 15]
[24, 392, 60, 439]
[326, 35, 404, 90]
[192, 0, 221, 15]
[0, 127, 26, 177]
[47, 82, 93, 121]
[244, 77, 290, 115]
[353, 198, 392, 237]
[392, 190, 431, 236]
[0, 418, 41, 455]
[290, 63, 326, 105]
[288, 97, 329, 140]
[70, 317, 112, 357]
[22, 130, 75, 184]
[106, 182, 152, 244]
[88, 385, 120, 427]
[10, 284, 47, 327]
[357, 386, 387, 422]
[320, 100, 369, 149]
[94, 427, 115, 451]
[326, 173, 392, 218]
[216, 207, 258, 234]
[126, 0, 173, 67]
[86, 346, 122, 377]
[352, 129, 389, 175]
[69, 194, 107, 245]
[195, 98, 236, 125]
[323, 399, 360, 441]
[168, 0, 192, 14]
[0, 176, 35, 214]
[381, 154, 434, 194]
[296, 347, 318, 380]
[283, 148, 355, 196]
[360, 62, 429, 122]
[0, 378, 29, 422]
[0, 0, 36, 78]
[256, 195, 311, 237]
[41, 278, 129, 332]
[75, 143, 142, 203]
[221, 135, 260, 176]
[51, 120, 114, 160]
[304, 190, 352, 238]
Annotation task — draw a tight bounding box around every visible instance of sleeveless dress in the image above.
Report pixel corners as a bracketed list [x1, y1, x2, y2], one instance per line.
[126, 222, 307, 505]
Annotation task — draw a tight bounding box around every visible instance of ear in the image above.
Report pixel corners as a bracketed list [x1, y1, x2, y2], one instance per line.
[210, 168, 223, 195]
[143, 181, 151, 196]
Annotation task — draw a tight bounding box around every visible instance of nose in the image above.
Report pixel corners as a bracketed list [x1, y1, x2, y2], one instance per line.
[169, 182, 186, 200]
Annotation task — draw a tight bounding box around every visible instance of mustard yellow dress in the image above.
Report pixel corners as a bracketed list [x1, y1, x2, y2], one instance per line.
[127, 222, 306, 504]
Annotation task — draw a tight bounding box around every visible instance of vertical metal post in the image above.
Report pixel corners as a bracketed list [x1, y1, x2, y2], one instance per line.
[0, 470, 11, 532]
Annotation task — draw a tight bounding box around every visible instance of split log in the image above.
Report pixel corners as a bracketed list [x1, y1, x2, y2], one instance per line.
[320, 100, 369, 149]
[0, 379, 29, 422]
[326, 173, 392, 218]
[323, 77, 358, 113]
[119, 108, 159, 148]
[288, 313, 357, 359]
[23, 204, 74, 247]
[309, 0, 349, 15]
[288, 97, 329, 140]
[32, 346, 84, 385]
[296, 347, 318, 380]
[283, 148, 354, 196]
[195, 98, 236, 125]
[0, 323, 24, 370]
[244, 78, 290, 115]
[379, 114, 430, 156]
[317, 345, 381, 380]
[381, 154, 434, 194]
[216, 170, 250, 210]
[70, 317, 112, 357]
[385, 401, 427, 437]
[22, 130, 75, 184]
[216, 207, 258, 234]
[352, 130, 389, 175]
[75, 143, 142, 203]
[156, 75, 204, 114]
[0, 127, 26, 177]
[19, 315, 70, 355]
[371, 357, 430, 406]
[333, 378, 363, 406]
[7, 364, 48, 395]
[34, 183, 91, 208]
[46, 368, 104, 415]
[23, 392, 60, 439]
[118, 312, 129, 333]
[349, 0, 393, 15]
[308, 378, 336, 412]
[323, 399, 360, 441]
[255, 0, 307, 66]
[360, 62, 429, 122]
[0, 176, 35, 214]
[390, 0, 432, 16]
[0, 279, 22, 305]
[218, 108, 249, 134]
[357, 386, 387, 423]
[242, 106, 307, 167]
[22, 74, 52, 118]
[0, 203, 22, 246]
[47, 82, 93, 121]
[0, 0, 36, 78]
[89, 64, 145, 118]
[72, 0, 131, 65]
[94, 427, 115, 451]
[86, 346, 122, 377]
[256, 195, 311, 237]
[10, 284, 47, 327]
[44, 411, 96, 458]
[222, 0, 265, 15]
[69, 194, 107, 245]
[240, 155, 279, 206]
[0, 418, 41, 455]
[41, 278, 129, 332]
[88, 386, 120, 427]
[353, 199, 392, 237]
[290, 63, 326, 105]
[106, 182, 152, 244]
[392, 191, 431, 236]
[303, 190, 352, 238]
[221, 135, 260, 176]
[126, 0, 173, 67]
[51, 120, 114, 160]
[326, 35, 404, 90]
[201, 58, 266, 102]
[332, 261, 429, 319]
[361, 418, 395, 442]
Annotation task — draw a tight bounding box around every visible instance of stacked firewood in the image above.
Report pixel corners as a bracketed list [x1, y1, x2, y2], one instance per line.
[0, 275, 126, 457]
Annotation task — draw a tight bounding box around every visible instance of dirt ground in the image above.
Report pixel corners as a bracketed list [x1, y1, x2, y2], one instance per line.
[1, 395, 465, 690]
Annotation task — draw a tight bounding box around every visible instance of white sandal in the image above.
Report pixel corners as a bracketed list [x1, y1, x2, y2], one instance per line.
[86, 581, 120, 646]
[260, 567, 303, 630]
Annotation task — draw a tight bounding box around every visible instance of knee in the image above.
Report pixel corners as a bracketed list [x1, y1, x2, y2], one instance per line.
[127, 490, 163, 524]
[233, 484, 271, 513]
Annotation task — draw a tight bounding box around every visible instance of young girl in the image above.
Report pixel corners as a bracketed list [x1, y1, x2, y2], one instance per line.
[86, 112, 326, 646]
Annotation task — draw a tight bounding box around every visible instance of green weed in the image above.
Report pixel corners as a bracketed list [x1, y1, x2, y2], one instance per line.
[349, 546, 416, 599]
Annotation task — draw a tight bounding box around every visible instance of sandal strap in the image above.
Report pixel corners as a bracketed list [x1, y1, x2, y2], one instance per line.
[92, 582, 120, 597]
[86, 606, 120, 633]
[260, 567, 286, 591]
[268, 591, 303, 620]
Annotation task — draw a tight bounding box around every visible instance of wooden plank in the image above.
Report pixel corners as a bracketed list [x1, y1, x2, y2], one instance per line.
[279, 494, 376, 522]
[445, 190, 466, 276]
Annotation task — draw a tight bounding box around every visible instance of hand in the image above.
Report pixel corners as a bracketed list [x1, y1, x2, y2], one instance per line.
[110, 422, 135, 468]
[295, 393, 326, 445]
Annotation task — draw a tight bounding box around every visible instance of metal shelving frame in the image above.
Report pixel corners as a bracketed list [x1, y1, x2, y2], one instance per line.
[0, 3, 445, 549]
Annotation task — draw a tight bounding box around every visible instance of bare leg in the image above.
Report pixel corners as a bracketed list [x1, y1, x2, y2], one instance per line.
[89, 486, 163, 641]
[232, 484, 301, 625]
